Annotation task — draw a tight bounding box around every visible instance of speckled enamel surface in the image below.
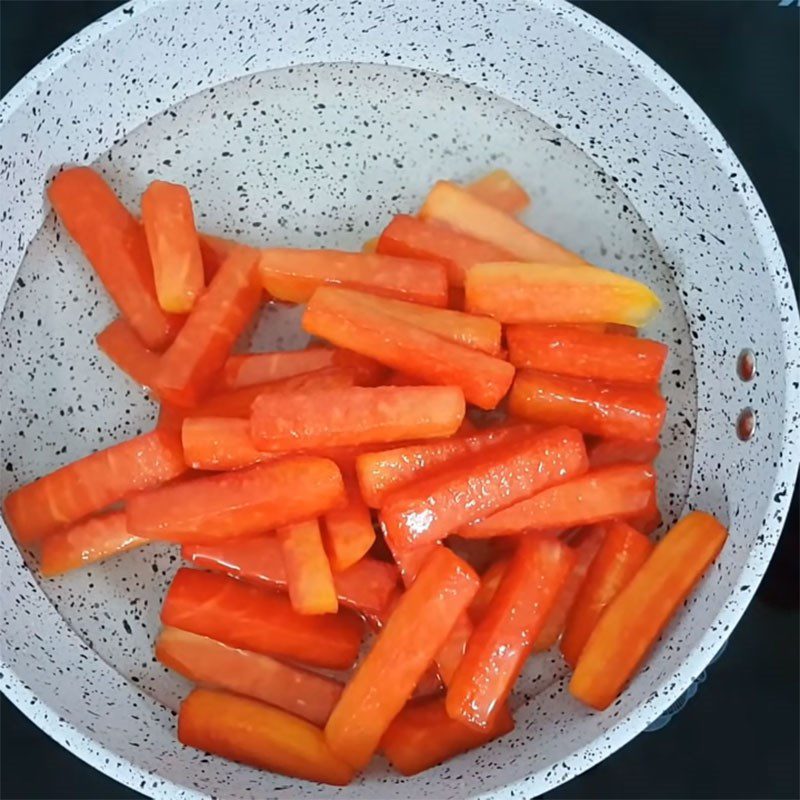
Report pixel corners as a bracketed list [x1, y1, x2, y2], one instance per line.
[1, 1, 797, 799]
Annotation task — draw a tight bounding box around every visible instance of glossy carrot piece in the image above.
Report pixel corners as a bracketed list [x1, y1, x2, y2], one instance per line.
[96, 318, 161, 390]
[250, 385, 465, 452]
[356, 424, 540, 508]
[323, 474, 376, 572]
[466, 169, 530, 215]
[48, 167, 180, 350]
[465, 262, 661, 327]
[198, 233, 238, 282]
[381, 697, 514, 776]
[627, 489, 663, 535]
[38, 511, 147, 576]
[571, 512, 727, 709]
[162, 568, 363, 669]
[381, 427, 588, 551]
[302, 286, 515, 410]
[561, 522, 654, 667]
[141, 180, 204, 313]
[182, 536, 399, 620]
[3, 430, 186, 545]
[446, 536, 575, 729]
[154, 247, 262, 407]
[279, 519, 339, 615]
[178, 688, 354, 785]
[325, 548, 479, 769]
[462, 464, 655, 539]
[506, 325, 668, 384]
[376, 214, 514, 287]
[181, 417, 273, 471]
[469, 558, 511, 623]
[588, 438, 662, 469]
[531, 525, 606, 652]
[222, 347, 384, 390]
[259, 249, 449, 307]
[157, 627, 343, 726]
[509, 370, 667, 442]
[126, 457, 345, 543]
[420, 181, 582, 265]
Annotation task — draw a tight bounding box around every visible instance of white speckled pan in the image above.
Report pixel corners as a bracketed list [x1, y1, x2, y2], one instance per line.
[1, 1, 798, 797]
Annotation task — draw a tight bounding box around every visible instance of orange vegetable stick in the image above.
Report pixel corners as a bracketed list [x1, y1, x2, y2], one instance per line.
[162, 568, 363, 669]
[181, 417, 273, 471]
[376, 214, 514, 287]
[3, 430, 186, 545]
[356, 424, 540, 508]
[469, 557, 511, 623]
[302, 286, 515, 410]
[157, 627, 343, 726]
[38, 511, 147, 577]
[278, 519, 339, 615]
[324, 548, 479, 769]
[323, 473, 376, 572]
[627, 488, 663, 535]
[506, 325, 668, 384]
[250, 385, 465, 452]
[465, 262, 661, 327]
[561, 521, 654, 667]
[178, 688, 354, 785]
[446, 536, 575, 729]
[381, 697, 514, 776]
[48, 167, 180, 350]
[198, 233, 238, 282]
[96, 318, 161, 390]
[381, 427, 588, 551]
[570, 511, 727, 709]
[126, 457, 345, 543]
[531, 525, 606, 652]
[462, 463, 655, 539]
[154, 247, 262, 407]
[509, 370, 667, 442]
[222, 347, 384, 390]
[141, 180, 204, 313]
[182, 536, 399, 621]
[259, 249, 449, 307]
[419, 181, 582, 265]
[466, 169, 530, 215]
[588, 438, 662, 469]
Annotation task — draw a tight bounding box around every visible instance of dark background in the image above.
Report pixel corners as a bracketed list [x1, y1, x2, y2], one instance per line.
[1, 1, 797, 798]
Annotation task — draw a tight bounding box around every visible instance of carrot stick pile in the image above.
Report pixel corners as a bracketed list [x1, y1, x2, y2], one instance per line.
[2, 165, 728, 784]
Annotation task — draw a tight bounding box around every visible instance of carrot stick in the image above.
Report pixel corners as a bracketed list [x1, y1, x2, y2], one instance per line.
[324, 548, 479, 769]
[178, 688, 354, 785]
[96, 318, 161, 390]
[469, 557, 511, 623]
[181, 417, 272, 471]
[466, 169, 530, 215]
[570, 511, 727, 709]
[278, 519, 339, 615]
[323, 473, 376, 572]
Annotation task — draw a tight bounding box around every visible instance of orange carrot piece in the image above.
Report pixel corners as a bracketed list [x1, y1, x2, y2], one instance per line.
[96, 318, 161, 390]
[627, 488, 663, 535]
[48, 167, 180, 350]
[198, 233, 238, 282]
[250, 385, 465, 452]
[509, 370, 667, 442]
[446, 536, 575, 729]
[278, 519, 339, 615]
[162, 568, 362, 669]
[381, 697, 514, 776]
[588, 438, 662, 469]
[182, 536, 399, 621]
[376, 214, 514, 287]
[323, 474, 376, 572]
[38, 511, 147, 576]
[126, 457, 345, 543]
[506, 325, 668, 384]
[302, 286, 515, 410]
[141, 180, 204, 313]
[157, 627, 343, 726]
[154, 247, 262, 407]
[462, 463, 655, 539]
[561, 521, 654, 667]
[466, 169, 530, 215]
[259, 249, 449, 307]
[181, 417, 272, 471]
[420, 181, 581, 265]
[381, 427, 588, 552]
[570, 511, 727, 709]
[178, 688, 354, 785]
[324, 548, 479, 769]
[469, 558, 511, 623]
[3, 430, 186, 545]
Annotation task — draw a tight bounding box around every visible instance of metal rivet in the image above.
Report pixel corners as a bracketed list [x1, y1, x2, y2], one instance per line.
[737, 348, 756, 381]
[736, 407, 756, 441]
